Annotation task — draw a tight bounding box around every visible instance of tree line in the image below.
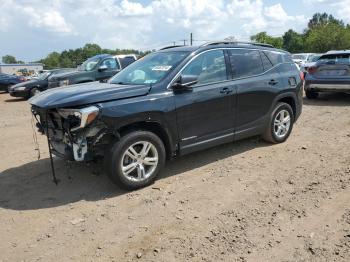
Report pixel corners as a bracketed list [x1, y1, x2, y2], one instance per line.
[251, 13, 350, 53]
[2, 13, 350, 69]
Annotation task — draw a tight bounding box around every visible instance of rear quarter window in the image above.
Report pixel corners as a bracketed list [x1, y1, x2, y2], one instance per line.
[263, 51, 284, 66]
[260, 51, 273, 71]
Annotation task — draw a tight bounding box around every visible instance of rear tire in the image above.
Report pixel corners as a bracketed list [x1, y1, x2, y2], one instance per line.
[305, 90, 319, 99]
[106, 131, 166, 190]
[262, 102, 294, 144]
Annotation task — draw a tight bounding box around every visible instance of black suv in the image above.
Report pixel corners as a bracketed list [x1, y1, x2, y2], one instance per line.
[30, 42, 303, 190]
[47, 54, 136, 88]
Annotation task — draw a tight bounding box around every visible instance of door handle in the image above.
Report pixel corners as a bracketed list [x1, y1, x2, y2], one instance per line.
[268, 79, 279, 86]
[220, 87, 233, 94]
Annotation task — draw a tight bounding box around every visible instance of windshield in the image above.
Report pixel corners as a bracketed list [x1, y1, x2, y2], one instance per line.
[37, 71, 51, 80]
[318, 54, 350, 65]
[109, 51, 190, 85]
[307, 55, 321, 62]
[292, 54, 307, 60]
[79, 57, 100, 71]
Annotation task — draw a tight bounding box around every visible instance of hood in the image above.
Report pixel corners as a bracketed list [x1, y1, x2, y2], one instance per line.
[10, 79, 46, 90]
[49, 70, 83, 81]
[29, 82, 150, 109]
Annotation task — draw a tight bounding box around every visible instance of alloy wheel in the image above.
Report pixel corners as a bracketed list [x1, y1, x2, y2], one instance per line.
[273, 109, 291, 138]
[121, 141, 159, 182]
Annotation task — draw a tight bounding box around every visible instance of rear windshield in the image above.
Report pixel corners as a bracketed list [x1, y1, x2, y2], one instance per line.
[307, 54, 321, 62]
[318, 54, 350, 65]
[292, 54, 307, 60]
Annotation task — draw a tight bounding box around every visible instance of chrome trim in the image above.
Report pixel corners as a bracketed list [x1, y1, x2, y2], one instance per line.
[309, 84, 350, 90]
[181, 136, 197, 141]
[182, 132, 234, 149]
[167, 47, 287, 90]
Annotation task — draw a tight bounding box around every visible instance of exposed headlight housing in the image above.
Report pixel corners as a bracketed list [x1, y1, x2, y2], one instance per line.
[59, 79, 70, 86]
[58, 106, 99, 131]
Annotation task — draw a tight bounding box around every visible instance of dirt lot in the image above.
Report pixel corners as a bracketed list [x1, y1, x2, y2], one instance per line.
[0, 91, 350, 262]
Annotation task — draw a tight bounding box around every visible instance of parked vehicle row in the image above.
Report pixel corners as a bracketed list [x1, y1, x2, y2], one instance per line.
[8, 68, 73, 99]
[3, 54, 138, 100]
[48, 54, 137, 89]
[0, 73, 26, 92]
[30, 41, 303, 190]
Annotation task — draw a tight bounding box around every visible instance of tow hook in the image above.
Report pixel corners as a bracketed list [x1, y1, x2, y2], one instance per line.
[73, 138, 88, 161]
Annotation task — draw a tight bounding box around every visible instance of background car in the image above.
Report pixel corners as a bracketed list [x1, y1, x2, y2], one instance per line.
[300, 53, 323, 75]
[304, 50, 350, 99]
[292, 53, 317, 66]
[8, 68, 73, 99]
[48, 54, 137, 88]
[0, 73, 26, 92]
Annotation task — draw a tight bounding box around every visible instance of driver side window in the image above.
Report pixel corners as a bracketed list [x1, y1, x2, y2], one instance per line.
[181, 50, 227, 86]
[101, 58, 119, 70]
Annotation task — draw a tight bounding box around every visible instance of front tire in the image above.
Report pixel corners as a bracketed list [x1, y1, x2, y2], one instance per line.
[106, 131, 166, 190]
[30, 88, 40, 97]
[262, 102, 294, 144]
[305, 90, 318, 99]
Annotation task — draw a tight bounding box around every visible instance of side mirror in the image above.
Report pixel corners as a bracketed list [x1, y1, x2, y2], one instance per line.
[172, 75, 198, 91]
[98, 65, 108, 72]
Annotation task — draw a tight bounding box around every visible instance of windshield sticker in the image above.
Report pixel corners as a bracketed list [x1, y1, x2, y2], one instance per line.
[151, 65, 172, 71]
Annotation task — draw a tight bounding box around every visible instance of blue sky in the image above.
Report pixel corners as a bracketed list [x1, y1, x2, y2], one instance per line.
[0, 0, 349, 62]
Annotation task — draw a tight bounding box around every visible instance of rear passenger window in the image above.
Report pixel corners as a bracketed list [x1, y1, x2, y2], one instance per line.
[228, 49, 263, 78]
[260, 51, 273, 71]
[181, 50, 227, 86]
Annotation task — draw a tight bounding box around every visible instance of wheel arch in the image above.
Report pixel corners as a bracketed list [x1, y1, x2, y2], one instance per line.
[117, 121, 175, 160]
[273, 93, 297, 120]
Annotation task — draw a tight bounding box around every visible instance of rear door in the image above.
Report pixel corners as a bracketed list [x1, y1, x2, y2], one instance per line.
[227, 48, 278, 138]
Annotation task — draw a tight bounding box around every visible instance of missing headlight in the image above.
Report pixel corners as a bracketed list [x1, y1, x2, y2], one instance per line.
[58, 106, 99, 131]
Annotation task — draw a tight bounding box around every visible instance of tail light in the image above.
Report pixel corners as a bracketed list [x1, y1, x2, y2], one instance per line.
[307, 66, 317, 75]
[299, 71, 304, 81]
[19, 76, 27, 82]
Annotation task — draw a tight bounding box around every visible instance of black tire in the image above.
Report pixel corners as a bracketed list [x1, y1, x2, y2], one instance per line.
[305, 89, 319, 99]
[106, 130, 166, 190]
[30, 87, 40, 97]
[262, 102, 294, 144]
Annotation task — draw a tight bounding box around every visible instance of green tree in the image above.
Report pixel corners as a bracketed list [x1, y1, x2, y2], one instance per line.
[305, 22, 350, 52]
[308, 13, 344, 30]
[41, 52, 61, 69]
[250, 32, 283, 49]
[38, 43, 149, 69]
[282, 30, 304, 53]
[2, 55, 17, 64]
[83, 43, 102, 58]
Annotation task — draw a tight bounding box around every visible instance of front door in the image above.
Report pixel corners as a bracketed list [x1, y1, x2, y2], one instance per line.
[173, 49, 236, 153]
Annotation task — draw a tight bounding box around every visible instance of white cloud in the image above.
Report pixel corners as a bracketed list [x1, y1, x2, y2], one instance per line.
[23, 8, 72, 33]
[0, 0, 340, 61]
[303, 0, 350, 23]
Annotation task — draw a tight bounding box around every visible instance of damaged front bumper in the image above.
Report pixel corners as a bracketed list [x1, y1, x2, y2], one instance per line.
[32, 106, 111, 161]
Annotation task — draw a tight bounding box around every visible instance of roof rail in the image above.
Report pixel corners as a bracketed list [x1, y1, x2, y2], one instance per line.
[201, 41, 274, 48]
[159, 45, 186, 50]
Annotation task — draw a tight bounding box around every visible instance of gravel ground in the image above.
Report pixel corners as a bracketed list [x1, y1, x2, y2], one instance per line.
[0, 91, 349, 262]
